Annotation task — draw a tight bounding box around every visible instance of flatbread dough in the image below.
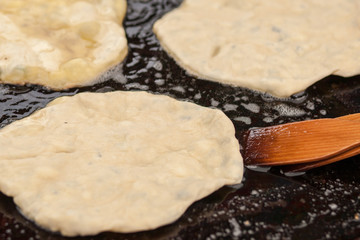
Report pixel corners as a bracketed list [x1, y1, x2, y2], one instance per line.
[153, 0, 360, 97]
[0, 91, 243, 236]
[0, 0, 127, 89]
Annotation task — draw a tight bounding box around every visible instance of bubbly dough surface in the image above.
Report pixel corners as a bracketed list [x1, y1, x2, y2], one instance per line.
[0, 91, 243, 236]
[153, 0, 360, 97]
[0, 0, 127, 89]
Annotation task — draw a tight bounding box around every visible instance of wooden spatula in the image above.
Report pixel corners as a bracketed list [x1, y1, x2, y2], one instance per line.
[241, 113, 360, 171]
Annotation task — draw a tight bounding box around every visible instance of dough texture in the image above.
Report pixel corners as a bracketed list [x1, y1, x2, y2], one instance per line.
[0, 91, 243, 236]
[153, 0, 360, 97]
[0, 0, 127, 89]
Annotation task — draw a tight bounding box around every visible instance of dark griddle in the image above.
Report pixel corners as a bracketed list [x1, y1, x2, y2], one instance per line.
[0, 1, 360, 239]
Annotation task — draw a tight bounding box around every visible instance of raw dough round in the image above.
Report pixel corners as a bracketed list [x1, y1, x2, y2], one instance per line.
[0, 0, 127, 89]
[0, 91, 243, 236]
[153, 0, 360, 97]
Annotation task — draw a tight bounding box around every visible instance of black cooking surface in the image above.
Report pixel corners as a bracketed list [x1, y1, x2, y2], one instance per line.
[0, 1, 360, 239]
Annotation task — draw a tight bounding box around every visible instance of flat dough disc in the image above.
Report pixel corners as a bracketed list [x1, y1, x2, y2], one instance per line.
[153, 0, 360, 97]
[0, 91, 243, 236]
[0, 0, 127, 89]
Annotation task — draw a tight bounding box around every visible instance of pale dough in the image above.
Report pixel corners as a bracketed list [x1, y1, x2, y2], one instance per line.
[0, 0, 127, 89]
[0, 91, 243, 236]
[153, 0, 360, 97]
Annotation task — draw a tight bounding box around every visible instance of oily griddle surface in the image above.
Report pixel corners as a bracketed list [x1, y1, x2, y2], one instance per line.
[0, 1, 360, 239]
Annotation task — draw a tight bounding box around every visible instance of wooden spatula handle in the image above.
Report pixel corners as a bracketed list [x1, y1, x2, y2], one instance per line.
[243, 113, 360, 166]
[282, 113, 360, 172]
[282, 146, 360, 172]
[337, 113, 360, 122]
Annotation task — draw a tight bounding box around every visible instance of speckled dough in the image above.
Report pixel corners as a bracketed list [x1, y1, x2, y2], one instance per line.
[0, 0, 127, 89]
[0, 91, 243, 236]
[153, 0, 360, 97]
